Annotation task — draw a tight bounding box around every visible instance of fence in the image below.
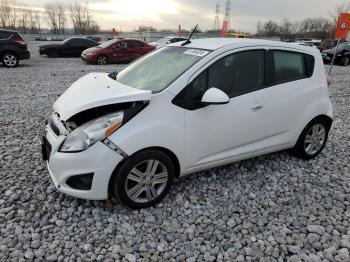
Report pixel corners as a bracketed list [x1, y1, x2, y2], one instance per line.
[22, 31, 222, 43]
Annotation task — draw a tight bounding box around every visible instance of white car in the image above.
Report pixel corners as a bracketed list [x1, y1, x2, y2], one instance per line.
[42, 38, 333, 209]
[149, 36, 187, 49]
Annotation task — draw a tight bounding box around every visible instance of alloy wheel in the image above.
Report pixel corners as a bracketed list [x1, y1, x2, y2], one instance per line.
[97, 56, 107, 65]
[3, 54, 17, 67]
[304, 123, 326, 155]
[125, 159, 168, 204]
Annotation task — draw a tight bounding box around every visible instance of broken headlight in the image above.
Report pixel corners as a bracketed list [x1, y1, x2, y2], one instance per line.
[60, 112, 124, 152]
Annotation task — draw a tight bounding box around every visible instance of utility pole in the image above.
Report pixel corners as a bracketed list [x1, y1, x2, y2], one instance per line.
[212, 3, 220, 32]
[223, 0, 231, 32]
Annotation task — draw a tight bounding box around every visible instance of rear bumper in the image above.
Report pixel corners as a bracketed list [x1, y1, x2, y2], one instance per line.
[18, 50, 30, 60]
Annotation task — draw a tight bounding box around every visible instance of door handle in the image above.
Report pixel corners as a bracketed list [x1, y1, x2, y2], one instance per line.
[251, 104, 264, 112]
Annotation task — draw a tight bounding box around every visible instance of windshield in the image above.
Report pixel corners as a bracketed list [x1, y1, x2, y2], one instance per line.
[116, 47, 210, 92]
[157, 37, 172, 44]
[99, 39, 117, 48]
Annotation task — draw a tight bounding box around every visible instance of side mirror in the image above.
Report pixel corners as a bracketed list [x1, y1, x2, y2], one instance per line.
[201, 87, 230, 105]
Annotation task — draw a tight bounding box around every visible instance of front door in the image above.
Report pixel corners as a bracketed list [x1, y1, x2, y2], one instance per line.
[179, 49, 270, 169]
[110, 41, 129, 62]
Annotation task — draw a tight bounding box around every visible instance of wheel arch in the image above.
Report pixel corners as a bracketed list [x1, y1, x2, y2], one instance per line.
[108, 146, 181, 198]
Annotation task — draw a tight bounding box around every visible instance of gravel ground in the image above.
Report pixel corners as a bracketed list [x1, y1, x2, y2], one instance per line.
[0, 42, 349, 262]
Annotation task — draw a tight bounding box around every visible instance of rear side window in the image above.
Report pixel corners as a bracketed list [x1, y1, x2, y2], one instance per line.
[273, 51, 306, 83]
[0, 32, 12, 40]
[128, 41, 144, 48]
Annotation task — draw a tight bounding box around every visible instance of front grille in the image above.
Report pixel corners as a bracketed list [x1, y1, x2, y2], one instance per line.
[49, 119, 60, 136]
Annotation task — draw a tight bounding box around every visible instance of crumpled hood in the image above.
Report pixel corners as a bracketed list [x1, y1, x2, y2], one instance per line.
[53, 73, 152, 120]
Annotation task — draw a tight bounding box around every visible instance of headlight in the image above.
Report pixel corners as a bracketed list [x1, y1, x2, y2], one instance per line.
[60, 112, 124, 152]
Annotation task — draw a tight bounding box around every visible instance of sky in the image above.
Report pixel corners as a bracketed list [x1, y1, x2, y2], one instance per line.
[27, 0, 349, 33]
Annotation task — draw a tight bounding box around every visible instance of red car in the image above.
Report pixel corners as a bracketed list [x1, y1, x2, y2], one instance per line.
[81, 39, 155, 65]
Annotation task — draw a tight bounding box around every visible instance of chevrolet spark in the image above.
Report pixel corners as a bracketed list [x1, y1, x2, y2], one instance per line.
[42, 38, 333, 209]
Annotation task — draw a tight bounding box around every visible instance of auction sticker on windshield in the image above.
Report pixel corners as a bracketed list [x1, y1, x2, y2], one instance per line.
[183, 49, 209, 57]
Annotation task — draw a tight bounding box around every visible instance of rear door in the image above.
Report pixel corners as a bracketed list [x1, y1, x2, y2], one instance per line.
[264, 49, 317, 146]
[128, 40, 145, 60]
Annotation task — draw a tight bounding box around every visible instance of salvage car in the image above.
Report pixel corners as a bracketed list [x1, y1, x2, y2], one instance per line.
[81, 39, 155, 65]
[0, 29, 30, 67]
[42, 38, 333, 209]
[322, 42, 350, 66]
[39, 37, 99, 58]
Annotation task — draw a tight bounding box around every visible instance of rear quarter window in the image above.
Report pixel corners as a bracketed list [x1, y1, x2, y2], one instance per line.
[272, 50, 314, 84]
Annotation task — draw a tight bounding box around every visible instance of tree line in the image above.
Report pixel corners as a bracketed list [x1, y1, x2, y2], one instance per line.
[256, 3, 350, 40]
[0, 0, 100, 34]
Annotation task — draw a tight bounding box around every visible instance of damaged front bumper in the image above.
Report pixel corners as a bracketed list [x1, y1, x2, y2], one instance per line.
[41, 115, 125, 200]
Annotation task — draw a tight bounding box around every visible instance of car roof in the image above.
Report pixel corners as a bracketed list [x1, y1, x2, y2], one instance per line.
[0, 29, 17, 33]
[169, 38, 318, 53]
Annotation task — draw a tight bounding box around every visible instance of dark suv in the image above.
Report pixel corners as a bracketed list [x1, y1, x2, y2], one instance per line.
[0, 29, 30, 67]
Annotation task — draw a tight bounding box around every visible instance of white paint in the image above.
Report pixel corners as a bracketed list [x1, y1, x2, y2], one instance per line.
[45, 38, 333, 200]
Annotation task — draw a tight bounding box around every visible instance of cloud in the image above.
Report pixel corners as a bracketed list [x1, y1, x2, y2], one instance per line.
[24, 0, 349, 32]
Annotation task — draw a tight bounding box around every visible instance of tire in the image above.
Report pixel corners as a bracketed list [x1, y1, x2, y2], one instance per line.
[341, 56, 350, 66]
[291, 118, 330, 160]
[111, 150, 175, 209]
[1, 52, 19, 67]
[96, 55, 108, 65]
[47, 50, 59, 58]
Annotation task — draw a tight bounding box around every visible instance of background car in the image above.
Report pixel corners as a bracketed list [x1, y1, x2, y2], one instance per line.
[39, 37, 99, 58]
[149, 36, 187, 49]
[322, 42, 350, 65]
[318, 39, 337, 52]
[0, 29, 30, 67]
[81, 39, 155, 65]
[85, 36, 102, 43]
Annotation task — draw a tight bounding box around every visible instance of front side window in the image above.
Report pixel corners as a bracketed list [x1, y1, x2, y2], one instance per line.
[173, 50, 265, 110]
[273, 51, 306, 83]
[116, 47, 210, 92]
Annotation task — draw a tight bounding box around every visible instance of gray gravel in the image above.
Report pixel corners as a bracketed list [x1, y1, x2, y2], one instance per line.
[0, 42, 350, 261]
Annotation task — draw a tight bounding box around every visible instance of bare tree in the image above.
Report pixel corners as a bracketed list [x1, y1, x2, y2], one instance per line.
[44, 0, 66, 34]
[69, 0, 100, 34]
[0, 0, 12, 28]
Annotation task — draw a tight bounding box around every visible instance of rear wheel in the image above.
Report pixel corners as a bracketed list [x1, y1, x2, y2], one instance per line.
[111, 150, 174, 209]
[1, 52, 19, 67]
[341, 56, 350, 66]
[96, 55, 108, 65]
[291, 118, 330, 160]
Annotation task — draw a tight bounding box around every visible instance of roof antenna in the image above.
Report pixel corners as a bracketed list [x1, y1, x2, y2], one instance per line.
[181, 24, 198, 46]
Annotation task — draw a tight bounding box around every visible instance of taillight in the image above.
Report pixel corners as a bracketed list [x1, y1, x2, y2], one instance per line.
[14, 40, 27, 45]
[326, 75, 331, 87]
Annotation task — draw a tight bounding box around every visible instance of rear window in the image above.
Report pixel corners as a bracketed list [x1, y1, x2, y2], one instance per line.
[11, 33, 25, 41]
[273, 51, 306, 83]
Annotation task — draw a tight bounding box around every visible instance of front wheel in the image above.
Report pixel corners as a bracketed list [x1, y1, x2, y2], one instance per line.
[96, 55, 108, 65]
[111, 150, 174, 209]
[341, 56, 350, 66]
[1, 52, 19, 67]
[291, 118, 330, 160]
